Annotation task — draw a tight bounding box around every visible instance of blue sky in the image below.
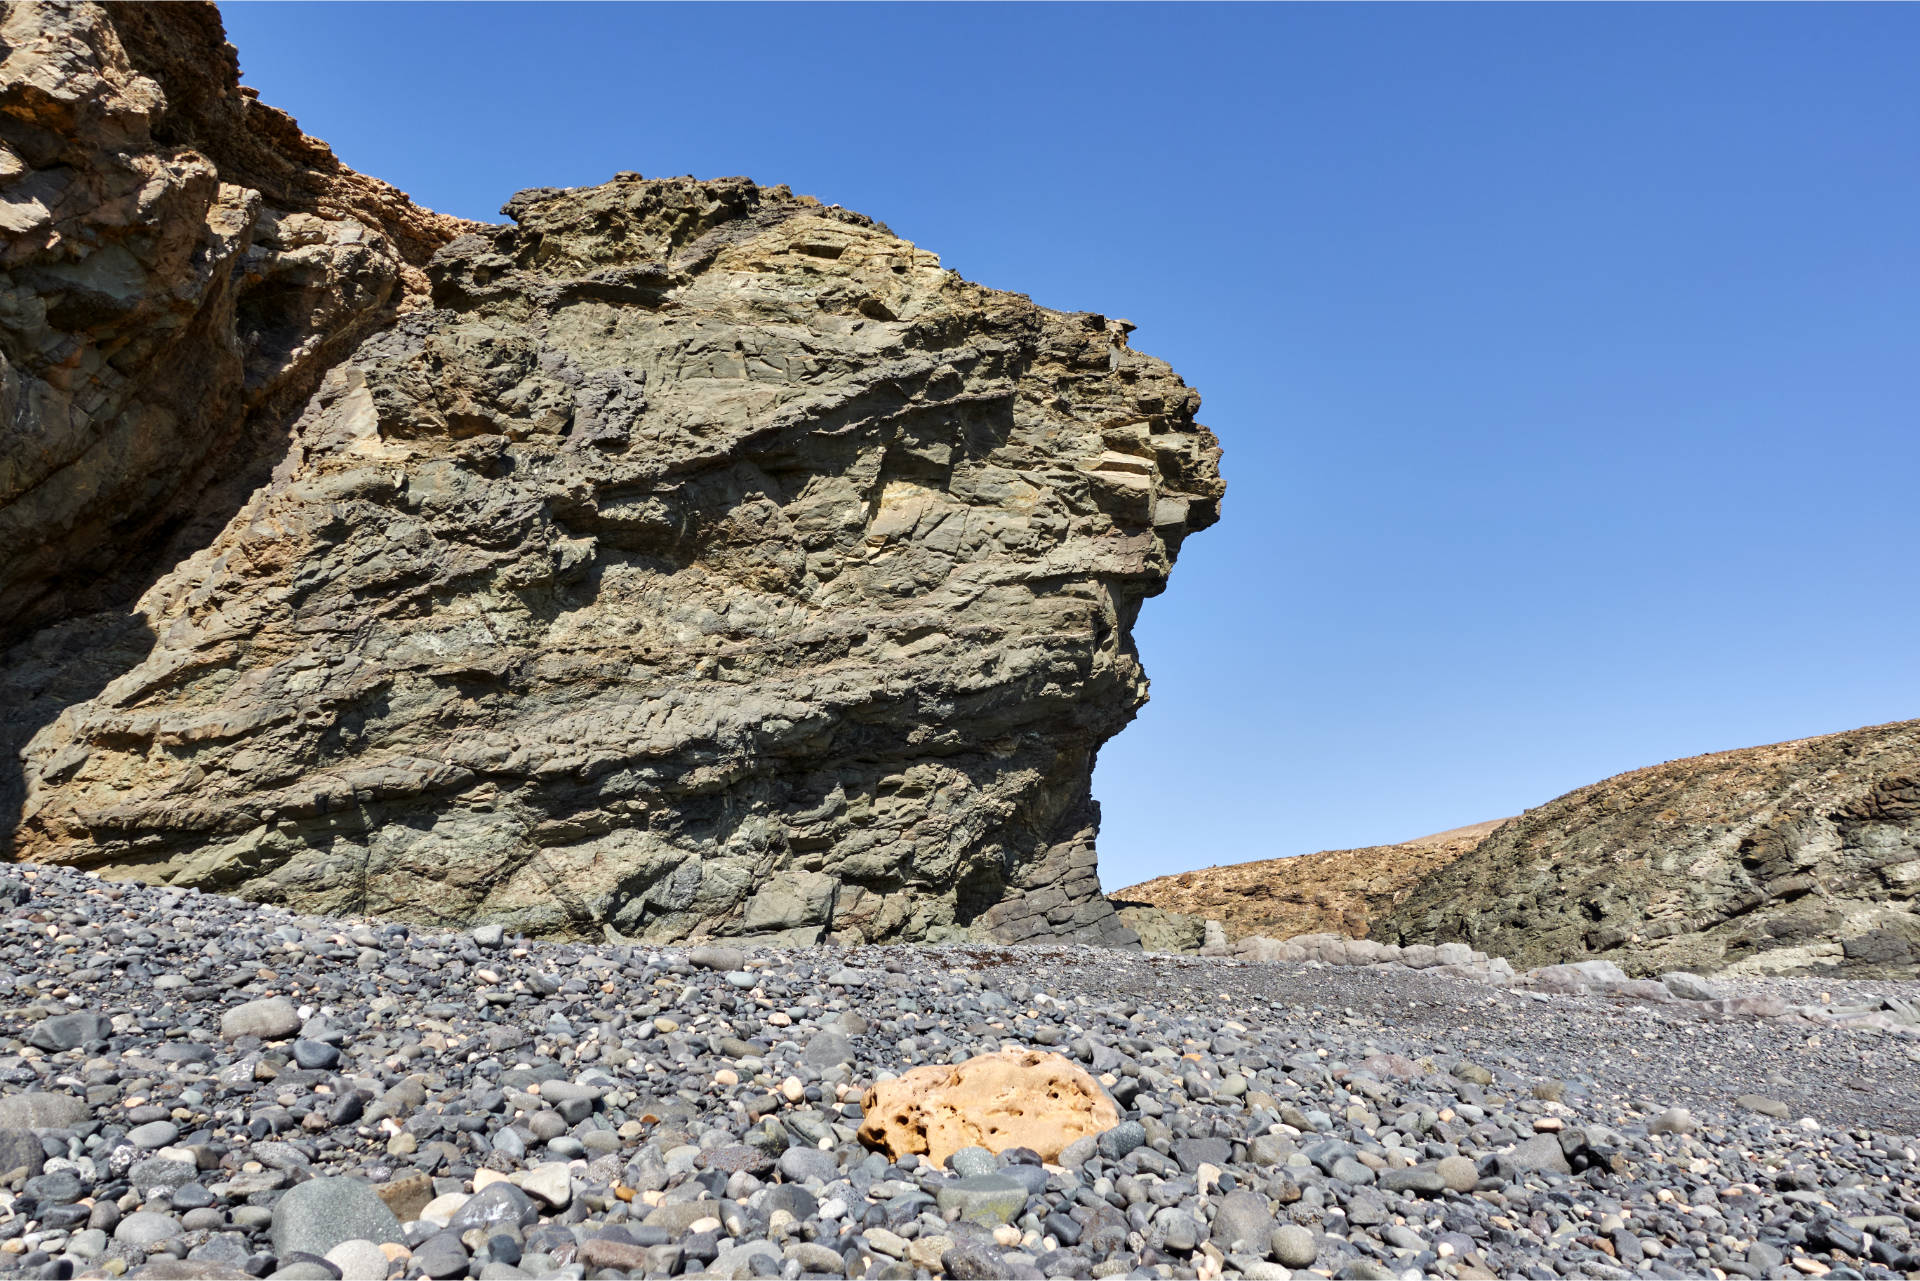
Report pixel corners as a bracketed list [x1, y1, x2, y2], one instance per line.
[222, 3, 1920, 890]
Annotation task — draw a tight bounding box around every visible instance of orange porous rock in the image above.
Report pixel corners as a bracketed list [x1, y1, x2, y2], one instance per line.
[858, 1048, 1120, 1166]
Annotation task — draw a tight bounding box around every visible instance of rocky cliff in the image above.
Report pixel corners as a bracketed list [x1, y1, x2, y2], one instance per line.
[1, 6, 1224, 946]
[1381, 721, 1920, 978]
[0, 2, 470, 647]
[1112, 818, 1509, 947]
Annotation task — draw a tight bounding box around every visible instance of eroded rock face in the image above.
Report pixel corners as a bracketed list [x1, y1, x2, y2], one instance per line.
[857, 1049, 1120, 1166]
[1382, 721, 1920, 977]
[7, 167, 1223, 945]
[1111, 817, 1510, 946]
[0, 1, 469, 644]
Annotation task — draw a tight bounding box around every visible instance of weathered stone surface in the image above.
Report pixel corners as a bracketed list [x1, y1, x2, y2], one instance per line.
[0, 2, 467, 651]
[0, 1091, 86, 1131]
[1112, 902, 1206, 953]
[8, 149, 1220, 943]
[1113, 818, 1510, 945]
[1383, 720, 1920, 976]
[858, 1048, 1120, 1165]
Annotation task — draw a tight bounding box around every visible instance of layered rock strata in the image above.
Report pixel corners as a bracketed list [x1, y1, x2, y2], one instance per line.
[0, 1, 469, 646]
[1112, 818, 1509, 945]
[5, 155, 1223, 943]
[1382, 720, 1920, 978]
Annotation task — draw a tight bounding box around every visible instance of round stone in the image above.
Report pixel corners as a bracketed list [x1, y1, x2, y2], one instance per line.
[1435, 1155, 1479, 1192]
[946, 1146, 998, 1178]
[220, 997, 300, 1041]
[127, 1120, 180, 1149]
[1271, 1224, 1318, 1268]
[324, 1239, 392, 1280]
[270, 1176, 405, 1259]
[292, 1038, 341, 1070]
[114, 1211, 183, 1247]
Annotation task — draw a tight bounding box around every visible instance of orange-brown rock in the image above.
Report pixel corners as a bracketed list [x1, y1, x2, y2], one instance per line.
[1112, 818, 1509, 944]
[858, 1048, 1120, 1166]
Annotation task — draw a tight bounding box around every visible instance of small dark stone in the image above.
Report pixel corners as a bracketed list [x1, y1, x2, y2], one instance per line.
[291, 1039, 341, 1070]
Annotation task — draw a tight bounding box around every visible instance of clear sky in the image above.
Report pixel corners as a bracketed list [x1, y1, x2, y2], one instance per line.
[221, 3, 1920, 891]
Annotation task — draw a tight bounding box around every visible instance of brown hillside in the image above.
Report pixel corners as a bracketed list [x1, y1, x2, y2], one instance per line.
[1112, 819, 1510, 942]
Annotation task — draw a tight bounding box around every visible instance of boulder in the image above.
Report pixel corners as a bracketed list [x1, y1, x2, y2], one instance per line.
[858, 1048, 1121, 1166]
[0, 1093, 87, 1131]
[270, 1176, 404, 1259]
[6, 79, 1223, 947]
[1661, 971, 1724, 1002]
[1519, 960, 1630, 995]
[25, 1011, 112, 1052]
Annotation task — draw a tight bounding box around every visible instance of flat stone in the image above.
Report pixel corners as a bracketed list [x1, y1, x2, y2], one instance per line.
[577, 1239, 651, 1271]
[688, 946, 746, 971]
[114, 1211, 183, 1247]
[1378, 1166, 1447, 1196]
[644, 1199, 726, 1233]
[1661, 971, 1724, 1001]
[447, 1181, 540, 1233]
[1507, 1133, 1572, 1175]
[1346, 1190, 1387, 1226]
[776, 1147, 838, 1183]
[801, 1030, 854, 1068]
[292, 1038, 340, 1070]
[126, 1262, 253, 1281]
[129, 1155, 198, 1190]
[220, 997, 300, 1041]
[26, 1011, 112, 1052]
[128, 1120, 181, 1149]
[0, 1128, 45, 1179]
[941, 1238, 1014, 1280]
[512, 1162, 572, 1209]
[1096, 1121, 1146, 1162]
[0, 1093, 87, 1131]
[413, 1230, 470, 1279]
[946, 1146, 998, 1178]
[1172, 1136, 1232, 1173]
[1650, 1107, 1698, 1136]
[375, 1172, 434, 1221]
[935, 1174, 1028, 1226]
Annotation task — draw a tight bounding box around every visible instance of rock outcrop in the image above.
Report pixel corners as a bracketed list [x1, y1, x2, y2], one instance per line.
[858, 1049, 1120, 1166]
[1112, 818, 1508, 945]
[0, 2, 469, 647]
[1, 8, 1224, 946]
[1381, 720, 1920, 977]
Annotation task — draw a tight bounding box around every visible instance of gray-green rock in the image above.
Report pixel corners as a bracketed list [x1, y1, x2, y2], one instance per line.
[1383, 721, 1920, 977]
[936, 1175, 1028, 1226]
[8, 168, 1222, 952]
[270, 1176, 404, 1259]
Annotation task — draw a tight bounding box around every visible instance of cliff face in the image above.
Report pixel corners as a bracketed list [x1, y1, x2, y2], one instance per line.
[0, 2, 471, 645]
[1381, 721, 1920, 977]
[4, 147, 1223, 941]
[1112, 819, 1510, 946]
